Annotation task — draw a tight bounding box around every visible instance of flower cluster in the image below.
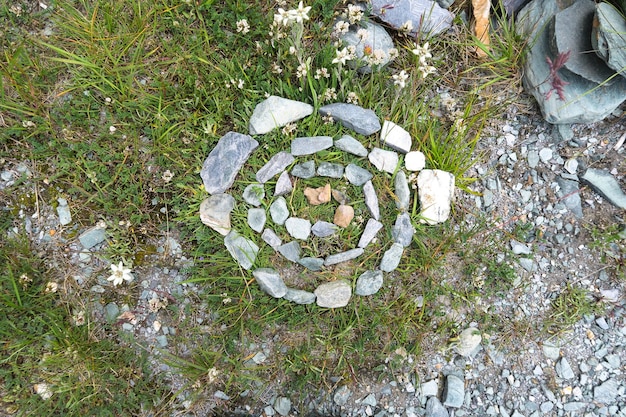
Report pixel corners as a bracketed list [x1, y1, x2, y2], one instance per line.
[411, 42, 436, 79]
[274, 1, 311, 26]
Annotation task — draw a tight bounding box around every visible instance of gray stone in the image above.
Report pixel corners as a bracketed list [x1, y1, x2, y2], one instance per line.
[199, 194, 236, 236]
[285, 217, 311, 240]
[314, 280, 352, 308]
[511, 240, 531, 255]
[298, 257, 325, 271]
[593, 378, 619, 404]
[319, 103, 381, 136]
[200, 132, 259, 194]
[256, 151, 295, 184]
[243, 183, 265, 206]
[392, 212, 415, 247]
[333, 385, 352, 406]
[371, 0, 454, 37]
[324, 248, 364, 266]
[540, 402, 554, 413]
[291, 136, 333, 156]
[426, 397, 449, 417]
[556, 357, 575, 380]
[104, 302, 120, 323]
[345, 163, 373, 186]
[56, 198, 71, 225]
[291, 160, 316, 178]
[78, 225, 106, 249]
[334, 135, 368, 157]
[213, 390, 230, 400]
[417, 169, 455, 225]
[456, 327, 482, 357]
[368, 147, 399, 174]
[363, 180, 380, 220]
[556, 177, 583, 218]
[249, 96, 313, 135]
[355, 270, 384, 296]
[542, 341, 561, 360]
[539, 147, 553, 163]
[317, 162, 344, 178]
[381, 120, 412, 153]
[270, 197, 289, 225]
[224, 230, 259, 270]
[311, 221, 338, 237]
[362, 393, 377, 407]
[563, 402, 587, 412]
[283, 288, 316, 304]
[261, 228, 282, 248]
[580, 168, 626, 209]
[443, 374, 464, 408]
[277, 241, 301, 262]
[340, 20, 395, 74]
[395, 171, 411, 210]
[252, 268, 288, 298]
[380, 243, 404, 272]
[517, 0, 626, 124]
[273, 396, 292, 416]
[519, 258, 536, 272]
[274, 171, 293, 196]
[527, 150, 539, 168]
[593, 2, 626, 78]
[421, 379, 439, 398]
[247, 208, 266, 233]
[156, 335, 168, 347]
[358, 218, 383, 248]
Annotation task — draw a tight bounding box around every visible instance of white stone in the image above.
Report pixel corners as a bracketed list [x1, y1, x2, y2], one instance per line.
[455, 327, 482, 357]
[249, 96, 313, 135]
[285, 217, 311, 240]
[368, 147, 399, 174]
[417, 169, 455, 225]
[314, 280, 352, 308]
[381, 120, 411, 153]
[405, 151, 426, 171]
[199, 194, 235, 236]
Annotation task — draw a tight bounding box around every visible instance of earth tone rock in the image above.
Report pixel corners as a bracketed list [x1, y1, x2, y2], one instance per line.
[311, 220, 337, 237]
[270, 196, 289, 225]
[333, 204, 354, 227]
[593, 2, 626, 78]
[455, 327, 482, 357]
[317, 162, 344, 178]
[394, 171, 411, 210]
[274, 171, 293, 196]
[285, 217, 312, 240]
[261, 228, 282, 248]
[355, 270, 384, 296]
[345, 163, 373, 186]
[283, 288, 316, 304]
[199, 193, 235, 236]
[304, 184, 331, 205]
[247, 208, 267, 233]
[358, 219, 383, 248]
[298, 257, 325, 271]
[277, 241, 301, 262]
[314, 280, 352, 308]
[380, 243, 404, 272]
[249, 96, 313, 135]
[291, 160, 316, 178]
[324, 248, 364, 266]
[417, 169, 455, 225]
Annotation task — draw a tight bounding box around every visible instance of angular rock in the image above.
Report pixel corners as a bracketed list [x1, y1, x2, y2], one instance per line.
[592, 2, 626, 78]
[381, 120, 412, 153]
[332, 189, 349, 205]
[580, 168, 626, 209]
[243, 183, 265, 206]
[261, 228, 282, 248]
[200, 132, 259, 194]
[456, 327, 482, 357]
[370, 0, 454, 37]
[274, 171, 293, 196]
[356, 270, 384, 296]
[333, 385, 352, 406]
[510, 239, 531, 255]
[249, 96, 313, 135]
[426, 397, 449, 417]
[334, 135, 368, 157]
[317, 162, 344, 178]
[363, 180, 380, 220]
[57, 198, 71, 225]
[285, 217, 312, 240]
[334, 204, 354, 228]
[314, 280, 352, 308]
[253, 268, 288, 298]
[380, 243, 404, 272]
[270, 197, 289, 225]
[277, 241, 301, 262]
[405, 150, 426, 171]
[78, 226, 107, 249]
[311, 220, 338, 237]
[319, 103, 381, 135]
[368, 147, 399, 174]
[417, 169, 455, 225]
[443, 374, 464, 408]
[593, 378, 619, 404]
[298, 257, 325, 271]
[291, 136, 333, 156]
[284, 288, 316, 304]
[556, 357, 575, 380]
[199, 194, 235, 236]
[345, 163, 373, 186]
[392, 212, 415, 247]
[291, 160, 316, 178]
[358, 218, 383, 248]
[304, 184, 332, 205]
[340, 20, 395, 74]
[395, 171, 411, 210]
[273, 396, 292, 417]
[556, 177, 583, 218]
[247, 208, 267, 233]
[256, 151, 295, 183]
[224, 230, 259, 270]
[324, 248, 364, 266]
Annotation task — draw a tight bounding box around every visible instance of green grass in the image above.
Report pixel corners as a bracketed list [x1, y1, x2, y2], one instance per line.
[0, 0, 546, 414]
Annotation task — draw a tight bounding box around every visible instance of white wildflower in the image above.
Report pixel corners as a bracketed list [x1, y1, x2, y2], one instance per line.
[274, 8, 292, 26]
[322, 114, 335, 125]
[296, 62, 307, 78]
[367, 49, 386, 66]
[392, 70, 409, 89]
[333, 20, 350, 37]
[347, 4, 363, 24]
[236, 19, 250, 34]
[419, 64, 436, 79]
[162, 169, 174, 183]
[107, 261, 133, 286]
[400, 20, 413, 33]
[357, 28, 368, 42]
[271, 63, 283, 74]
[282, 122, 297, 135]
[412, 42, 432, 61]
[109, 125, 117, 134]
[332, 47, 353, 65]
[346, 92, 359, 104]
[72, 310, 85, 326]
[292, 1, 311, 23]
[45, 282, 58, 294]
[34, 383, 52, 400]
[388, 48, 399, 60]
[321, 87, 337, 102]
[315, 67, 330, 79]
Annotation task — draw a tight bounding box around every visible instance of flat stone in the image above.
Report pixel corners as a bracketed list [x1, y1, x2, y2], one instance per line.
[539, 147, 553, 163]
[425, 397, 449, 417]
[395, 171, 411, 210]
[371, 0, 454, 37]
[381, 120, 411, 153]
[298, 257, 325, 271]
[331, 189, 349, 205]
[421, 380, 439, 398]
[580, 168, 626, 209]
[243, 183, 265, 206]
[304, 184, 332, 205]
[519, 257, 536, 272]
[317, 162, 344, 178]
[556, 357, 575, 380]
[270, 197, 289, 225]
[456, 327, 482, 357]
[358, 219, 383, 248]
[285, 217, 312, 240]
[252, 268, 287, 298]
[510, 239, 531, 255]
[199, 194, 236, 236]
[311, 220, 338, 237]
[340, 20, 395, 74]
[291, 160, 316, 178]
[104, 302, 120, 324]
[277, 241, 301, 262]
[273, 396, 292, 417]
[261, 228, 282, 248]
[333, 385, 352, 406]
[200, 132, 259, 194]
[319, 103, 381, 136]
[256, 151, 295, 184]
[334, 135, 368, 157]
[324, 248, 364, 266]
[274, 171, 293, 196]
[249, 96, 313, 135]
[405, 151, 426, 171]
[78, 225, 106, 249]
[368, 147, 399, 174]
[314, 280, 352, 308]
[355, 270, 384, 296]
[334, 205, 354, 228]
[593, 2, 626, 78]
[392, 212, 415, 247]
[593, 378, 619, 403]
[345, 163, 373, 186]
[363, 180, 380, 220]
[247, 208, 267, 233]
[291, 136, 333, 156]
[56, 198, 71, 225]
[417, 169, 455, 225]
[283, 288, 316, 304]
[443, 374, 464, 408]
[224, 230, 259, 270]
[380, 243, 404, 272]
[556, 177, 583, 218]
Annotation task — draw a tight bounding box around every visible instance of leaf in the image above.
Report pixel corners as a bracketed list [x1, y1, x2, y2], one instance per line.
[472, 0, 491, 57]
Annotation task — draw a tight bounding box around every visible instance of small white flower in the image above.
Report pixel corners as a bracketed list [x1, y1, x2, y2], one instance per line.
[333, 20, 350, 36]
[419, 65, 436, 79]
[314, 67, 329, 79]
[388, 48, 399, 60]
[45, 282, 58, 293]
[237, 79, 245, 89]
[392, 70, 409, 89]
[357, 28, 368, 42]
[367, 49, 386, 66]
[347, 4, 363, 24]
[274, 8, 292, 26]
[296, 62, 307, 79]
[282, 122, 297, 135]
[236, 19, 250, 34]
[346, 92, 359, 104]
[109, 125, 117, 134]
[292, 1, 311, 23]
[34, 383, 53, 400]
[271, 63, 283, 74]
[107, 261, 133, 286]
[412, 42, 432, 60]
[289, 46, 297, 55]
[332, 47, 354, 65]
[400, 20, 413, 33]
[162, 169, 174, 183]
